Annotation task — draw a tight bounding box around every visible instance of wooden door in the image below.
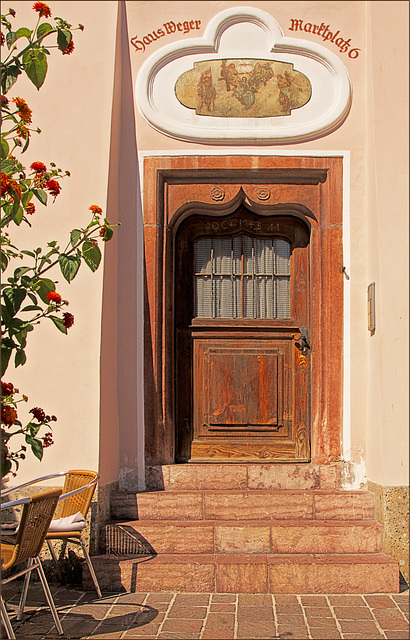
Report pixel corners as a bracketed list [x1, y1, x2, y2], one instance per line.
[175, 208, 311, 462]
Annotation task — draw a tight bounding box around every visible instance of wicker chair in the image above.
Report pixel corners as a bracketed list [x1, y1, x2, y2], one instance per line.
[1, 470, 102, 600]
[1, 489, 63, 639]
[45, 469, 102, 598]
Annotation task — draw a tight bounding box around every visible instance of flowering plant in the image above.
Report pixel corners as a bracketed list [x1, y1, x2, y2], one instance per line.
[1, 4, 117, 477]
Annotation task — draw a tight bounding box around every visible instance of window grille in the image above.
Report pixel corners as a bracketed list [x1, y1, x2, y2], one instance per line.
[194, 235, 291, 319]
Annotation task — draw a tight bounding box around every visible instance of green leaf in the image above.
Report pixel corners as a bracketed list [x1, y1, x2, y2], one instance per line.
[1, 458, 12, 478]
[1, 64, 21, 94]
[3, 287, 26, 315]
[1, 346, 12, 376]
[5, 31, 17, 49]
[1, 251, 8, 272]
[32, 277, 55, 304]
[0, 158, 16, 174]
[37, 22, 53, 39]
[14, 348, 26, 367]
[25, 435, 43, 461]
[103, 226, 114, 242]
[1, 194, 21, 227]
[58, 253, 81, 282]
[21, 305, 42, 312]
[49, 315, 67, 334]
[20, 250, 36, 258]
[14, 266, 32, 280]
[82, 241, 101, 272]
[12, 206, 24, 225]
[15, 27, 32, 40]
[57, 28, 72, 52]
[22, 49, 48, 90]
[70, 229, 82, 248]
[1, 137, 9, 160]
[32, 188, 47, 205]
[21, 190, 33, 208]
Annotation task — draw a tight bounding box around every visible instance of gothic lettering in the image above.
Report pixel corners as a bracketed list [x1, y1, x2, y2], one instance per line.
[288, 18, 360, 58]
[131, 19, 201, 53]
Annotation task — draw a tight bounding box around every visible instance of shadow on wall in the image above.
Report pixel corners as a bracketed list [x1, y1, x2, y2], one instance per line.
[100, 0, 144, 494]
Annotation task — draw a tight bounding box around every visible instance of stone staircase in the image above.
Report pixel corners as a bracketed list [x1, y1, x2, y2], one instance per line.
[83, 464, 400, 593]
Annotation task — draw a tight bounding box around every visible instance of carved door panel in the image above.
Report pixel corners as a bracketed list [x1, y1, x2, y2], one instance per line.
[175, 208, 310, 462]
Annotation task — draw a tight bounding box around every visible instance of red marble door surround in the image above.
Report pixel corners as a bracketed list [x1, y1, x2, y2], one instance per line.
[143, 155, 344, 467]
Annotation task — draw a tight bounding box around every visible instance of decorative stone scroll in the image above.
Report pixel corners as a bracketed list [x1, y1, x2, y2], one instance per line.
[136, 6, 352, 144]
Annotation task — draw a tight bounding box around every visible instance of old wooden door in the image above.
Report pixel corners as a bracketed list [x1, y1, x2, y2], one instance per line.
[175, 207, 311, 462]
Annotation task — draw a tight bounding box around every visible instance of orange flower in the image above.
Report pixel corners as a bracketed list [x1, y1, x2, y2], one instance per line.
[16, 125, 30, 139]
[12, 97, 32, 124]
[46, 291, 62, 304]
[62, 38, 74, 55]
[1, 405, 18, 426]
[32, 2, 51, 17]
[1, 172, 11, 196]
[89, 205, 102, 215]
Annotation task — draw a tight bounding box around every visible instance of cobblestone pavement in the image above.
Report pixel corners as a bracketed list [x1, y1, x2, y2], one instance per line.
[1, 584, 409, 639]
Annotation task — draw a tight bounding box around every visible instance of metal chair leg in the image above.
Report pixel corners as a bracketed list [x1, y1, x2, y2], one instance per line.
[16, 558, 33, 621]
[1, 597, 16, 640]
[79, 538, 102, 598]
[46, 539, 64, 583]
[36, 556, 64, 636]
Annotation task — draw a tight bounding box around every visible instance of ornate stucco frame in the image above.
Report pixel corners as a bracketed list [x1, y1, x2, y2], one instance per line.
[136, 7, 352, 144]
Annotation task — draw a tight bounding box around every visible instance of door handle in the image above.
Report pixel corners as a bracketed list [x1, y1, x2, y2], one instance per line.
[294, 328, 310, 356]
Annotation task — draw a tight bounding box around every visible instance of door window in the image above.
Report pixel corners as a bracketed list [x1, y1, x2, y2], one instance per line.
[194, 235, 290, 319]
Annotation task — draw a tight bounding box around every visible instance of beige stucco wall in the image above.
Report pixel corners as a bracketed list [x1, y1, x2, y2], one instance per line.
[4, 1, 118, 485]
[3, 1, 408, 496]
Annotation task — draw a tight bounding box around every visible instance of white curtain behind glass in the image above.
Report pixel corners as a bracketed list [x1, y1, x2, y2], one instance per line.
[195, 235, 290, 319]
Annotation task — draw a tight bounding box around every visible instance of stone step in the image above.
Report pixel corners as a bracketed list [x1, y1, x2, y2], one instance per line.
[110, 489, 375, 521]
[105, 519, 383, 555]
[145, 463, 342, 491]
[83, 552, 399, 594]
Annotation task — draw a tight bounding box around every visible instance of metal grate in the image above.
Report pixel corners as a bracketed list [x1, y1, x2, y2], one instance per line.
[105, 525, 156, 557]
[195, 235, 291, 319]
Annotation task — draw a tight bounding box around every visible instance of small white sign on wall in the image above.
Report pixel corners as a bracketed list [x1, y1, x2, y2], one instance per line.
[136, 6, 352, 144]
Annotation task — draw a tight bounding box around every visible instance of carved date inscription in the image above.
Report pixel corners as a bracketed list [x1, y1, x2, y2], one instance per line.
[204, 218, 282, 233]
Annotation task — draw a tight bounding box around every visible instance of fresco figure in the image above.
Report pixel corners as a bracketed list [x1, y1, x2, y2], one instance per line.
[219, 60, 240, 91]
[197, 68, 216, 111]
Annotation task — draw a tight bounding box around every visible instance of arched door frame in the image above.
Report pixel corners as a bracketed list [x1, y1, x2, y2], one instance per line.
[142, 155, 344, 467]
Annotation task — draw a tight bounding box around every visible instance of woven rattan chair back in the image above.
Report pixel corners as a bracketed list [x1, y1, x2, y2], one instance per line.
[1, 488, 62, 572]
[55, 469, 98, 519]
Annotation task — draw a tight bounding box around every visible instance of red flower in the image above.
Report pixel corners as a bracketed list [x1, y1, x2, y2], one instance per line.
[62, 38, 74, 55]
[63, 312, 74, 329]
[1, 94, 9, 107]
[1, 32, 5, 47]
[99, 226, 106, 238]
[46, 291, 62, 304]
[45, 179, 61, 197]
[30, 407, 46, 421]
[2, 382, 14, 397]
[32, 2, 51, 17]
[42, 432, 54, 448]
[12, 97, 32, 124]
[30, 161, 47, 173]
[89, 205, 102, 215]
[1, 405, 18, 426]
[25, 202, 36, 215]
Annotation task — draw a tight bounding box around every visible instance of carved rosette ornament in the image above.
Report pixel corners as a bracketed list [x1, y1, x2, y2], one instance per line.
[210, 186, 225, 201]
[257, 187, 271, 201]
